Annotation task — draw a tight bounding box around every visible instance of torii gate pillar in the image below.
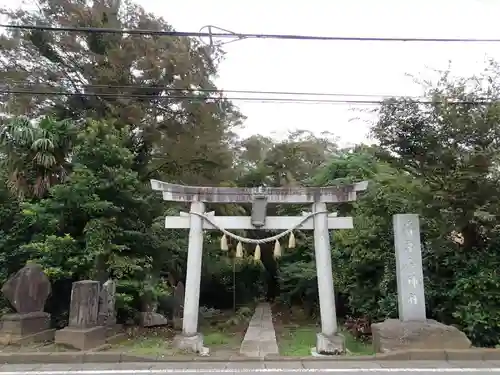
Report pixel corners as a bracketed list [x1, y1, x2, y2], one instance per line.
[182, 200, 205, 337]
[313, 202, 338, 338]
[151, 180, 368, 355]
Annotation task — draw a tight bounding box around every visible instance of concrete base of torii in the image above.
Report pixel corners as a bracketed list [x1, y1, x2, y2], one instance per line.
[312, 332, 346, 356]
[173, 333, 209, 355]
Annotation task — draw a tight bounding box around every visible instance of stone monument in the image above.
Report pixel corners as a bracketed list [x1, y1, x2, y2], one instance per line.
[98, 280, 116, 326]
[151, 179, 368, 354]
[139, 303, 169, 327]
[55, 280, 107, 350]
[0, 263, 55, 344]
[97, 279, 124, 340]
[139, 276, 169, 327]
[371, 214, 472, 352]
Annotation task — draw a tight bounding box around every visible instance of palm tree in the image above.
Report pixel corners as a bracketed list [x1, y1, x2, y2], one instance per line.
[0, 116, 75, 199]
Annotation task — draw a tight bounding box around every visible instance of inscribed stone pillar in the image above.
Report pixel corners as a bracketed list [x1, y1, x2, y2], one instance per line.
[55, 280, 106, 350]
[370, 214, 471, 353]
[98, 280, 116, 326]
[393, 214, 426, 321]
[69, 280, 100, 328]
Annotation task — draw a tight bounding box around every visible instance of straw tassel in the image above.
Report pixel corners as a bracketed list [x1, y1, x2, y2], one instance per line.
[288, 232, 296, 248]
[235, 241, 243, 258]
[254, 244, 261, 261]
[273, 240, 282, 259]
[220, 234, 228, 251]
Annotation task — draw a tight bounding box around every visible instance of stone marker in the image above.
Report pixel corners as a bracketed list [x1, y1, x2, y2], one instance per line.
[68, 281, 100, 328]
[139, 310, 169, 327]
[97, 280, 125, 340]
[2, 263, 51, 313]
[371, 214, 472, 353]
[0, 263, 55, 344]
[393, 214, 426, 321]
[98, 280, 117, 326]
[139, 280, 169, 327]
[55, 280, 106, 350]
[139, 295, 169, 327]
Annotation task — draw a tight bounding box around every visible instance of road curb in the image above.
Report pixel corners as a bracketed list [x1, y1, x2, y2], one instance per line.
[0, 349, 499, 364]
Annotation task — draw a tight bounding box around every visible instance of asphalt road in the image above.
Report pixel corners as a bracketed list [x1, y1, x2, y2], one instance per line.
[0, 361, 500, 375]
[1, 362, 500, 375]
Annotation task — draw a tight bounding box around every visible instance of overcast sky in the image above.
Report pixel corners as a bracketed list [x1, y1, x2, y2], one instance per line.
[4, 0, 500, 145]
[136, 0, 500, 146]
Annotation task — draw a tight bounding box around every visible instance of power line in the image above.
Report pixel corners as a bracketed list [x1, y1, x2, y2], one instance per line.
[2, 24, 500, 43]
[5, 81, 428, 99]
[0, 89, 387, 104]
[73, 85, 429, 99]
[0, 89, 496, 105]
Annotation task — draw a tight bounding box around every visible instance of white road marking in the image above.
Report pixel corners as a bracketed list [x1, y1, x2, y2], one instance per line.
[1, 368, 500, 375]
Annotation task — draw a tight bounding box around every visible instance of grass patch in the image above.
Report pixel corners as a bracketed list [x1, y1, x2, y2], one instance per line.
[271, 304, 374, 357]
[198, 306, 252, 354]
[202, 327, 243, 350]
[275, 324, 374, 356]
[278, 325, 317, 356]
[204, 332, 231, 346]
[116, 336, 177, 356]
[109, 309, 249, 357]
[343, 330, 374, 356]
[112, 329, 244, 357]
[110, 326, 179, 356]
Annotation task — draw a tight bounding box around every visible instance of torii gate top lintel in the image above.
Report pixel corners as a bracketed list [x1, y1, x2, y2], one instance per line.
[150, 179, 368, 203]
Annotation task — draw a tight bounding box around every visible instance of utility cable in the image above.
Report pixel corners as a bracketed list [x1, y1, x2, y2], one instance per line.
[0, 89, 391, 103]
[0, 89, 496, 105]
[2, 24, 500, 43]
[4, 81, 429, 99]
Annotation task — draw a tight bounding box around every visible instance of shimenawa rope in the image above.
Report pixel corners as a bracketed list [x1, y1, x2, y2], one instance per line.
[189, 210, 329, 260]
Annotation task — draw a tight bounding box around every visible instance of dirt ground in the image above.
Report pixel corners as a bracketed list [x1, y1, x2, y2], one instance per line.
[0, 342, 75, 353]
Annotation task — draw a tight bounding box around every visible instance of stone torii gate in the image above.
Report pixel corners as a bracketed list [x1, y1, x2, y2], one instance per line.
[151, 179, 368, 355]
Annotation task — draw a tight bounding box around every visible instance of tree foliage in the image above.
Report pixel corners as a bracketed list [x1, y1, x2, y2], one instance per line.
[0, 0, 242, 185]
[0, 116, 75, 199]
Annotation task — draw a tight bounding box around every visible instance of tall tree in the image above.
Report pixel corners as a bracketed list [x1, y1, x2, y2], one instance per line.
[371, 66, 500, 346]
[372, 66, 500, 250]
[0, 0, 242, 184]
[21, 119, 166, 314]
[235, 130, 338, 187]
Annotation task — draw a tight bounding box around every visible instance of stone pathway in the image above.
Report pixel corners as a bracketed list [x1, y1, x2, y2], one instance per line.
[239, 303, 279, 358]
